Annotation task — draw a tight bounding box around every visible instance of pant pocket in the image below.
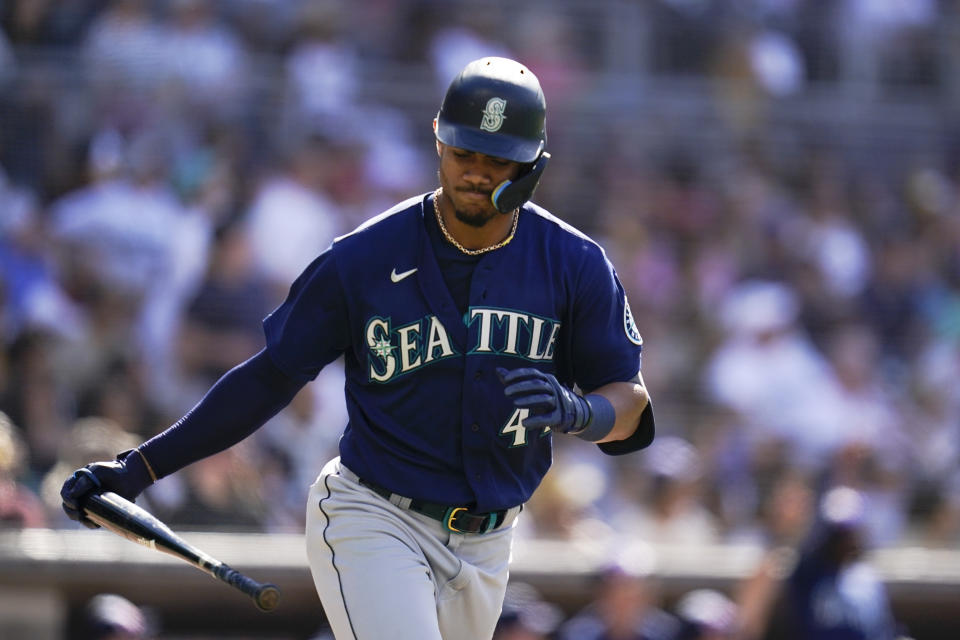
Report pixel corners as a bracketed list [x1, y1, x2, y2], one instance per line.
[439, 560, 472, 600]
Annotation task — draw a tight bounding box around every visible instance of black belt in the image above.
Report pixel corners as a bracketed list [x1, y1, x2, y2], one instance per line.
[358, 478, 508, 534]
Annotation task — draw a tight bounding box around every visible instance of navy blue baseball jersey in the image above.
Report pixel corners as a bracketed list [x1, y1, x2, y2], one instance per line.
[264, 192, 643, 512]
[788, 536, 899, 640]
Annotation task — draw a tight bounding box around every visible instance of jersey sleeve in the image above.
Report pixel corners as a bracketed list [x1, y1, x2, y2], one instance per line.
[568, 243, 644, 392]
[568, 245, 653, 456]
[262, 246, 351, 382]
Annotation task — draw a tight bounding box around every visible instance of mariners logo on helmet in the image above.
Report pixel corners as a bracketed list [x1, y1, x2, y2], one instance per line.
[480, 98, 507, 132]
[435, 57, 545, 163]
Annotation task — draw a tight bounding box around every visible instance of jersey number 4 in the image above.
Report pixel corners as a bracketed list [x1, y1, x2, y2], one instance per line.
[500, 409, 551, 447]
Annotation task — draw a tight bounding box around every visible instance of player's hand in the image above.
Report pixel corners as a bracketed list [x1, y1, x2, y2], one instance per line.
[496, 367, 590, 433]
[60, 451, 154, 528]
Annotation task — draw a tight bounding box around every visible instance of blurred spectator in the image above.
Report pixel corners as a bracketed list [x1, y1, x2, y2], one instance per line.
[176, 218, 272, 391]
[493, 582, 564, 640]
[836, 0, 938, 93]
[818, 323, 910, 546]
[74, 356, 157, 439]
[159, 444, 267, 531]
[906, 335, 960, 545]
[507, 9, 588, 108]
[858, 233, 931, 363]
[223, 0, 303, 54]
[0, 1, 100, 47]
[647, 0, 720, 76]
[0, 160, 82, 343]
[747, 29, 806, 99]
[711, 23, 805, 141]
[254, 361, 348, 531]
[611, 435, 721, 545]
[910, 468, 960, 548]
[342, 103, 432, 218]
[557, 549, 679, 640]
[728, 468, 816, 548]
[156, 0, 250, 119]
[789, 165, 871, 302]
[243, 132, 342, 297]
[282, 2, 359, 124]
[427, 8, 514, 92]
[671, 589, 739, 640]
[74, 593, 153, 640]
[82, 0, 166, 94]
[785, 486, 902, 640]
[0, 410, 46, 528]
[733, 472, 816, 640]
[3, 329, 74, 474]
[516, 438, 617, 541]
[47, 128, 207, 433]
[703, 280, 846, 470]
[49, 128, 187, 305]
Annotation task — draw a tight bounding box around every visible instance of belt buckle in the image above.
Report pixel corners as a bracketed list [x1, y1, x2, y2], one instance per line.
[444, 507, 499, 534]
[444, 507, 470, 533]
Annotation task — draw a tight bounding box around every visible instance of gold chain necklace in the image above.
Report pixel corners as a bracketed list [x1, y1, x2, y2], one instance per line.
[433, 188, 519, 256]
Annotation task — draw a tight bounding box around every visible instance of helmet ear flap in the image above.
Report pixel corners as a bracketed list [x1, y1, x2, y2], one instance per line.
[491, 152, 550, 213]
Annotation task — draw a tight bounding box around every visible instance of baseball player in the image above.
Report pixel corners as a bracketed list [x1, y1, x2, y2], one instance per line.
[61, 57, 656, 640]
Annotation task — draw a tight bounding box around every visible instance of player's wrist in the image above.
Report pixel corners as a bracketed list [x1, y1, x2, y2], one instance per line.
[565, 391, 590, 432]
[568, 394, 616, 442]
[116, 449, 156, 499]
[550, 377, 587, 433]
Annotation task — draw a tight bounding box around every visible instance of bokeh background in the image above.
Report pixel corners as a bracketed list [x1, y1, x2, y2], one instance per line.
[1, 0, 959, 638]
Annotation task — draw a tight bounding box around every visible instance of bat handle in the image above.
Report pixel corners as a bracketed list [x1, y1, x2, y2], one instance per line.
[213, 563, 281, 612]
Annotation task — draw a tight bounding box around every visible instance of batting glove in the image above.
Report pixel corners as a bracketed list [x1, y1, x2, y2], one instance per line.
[496, 367, 591, 433]
[60, 449, 154, 528]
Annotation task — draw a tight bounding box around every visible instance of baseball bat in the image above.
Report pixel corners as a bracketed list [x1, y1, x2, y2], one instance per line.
[82, 491, 281, 612]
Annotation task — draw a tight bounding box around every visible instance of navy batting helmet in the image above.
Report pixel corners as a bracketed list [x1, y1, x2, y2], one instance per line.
[436, 57, 550, 212]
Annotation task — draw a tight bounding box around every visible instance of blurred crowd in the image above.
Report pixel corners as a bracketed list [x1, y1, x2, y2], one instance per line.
[0, 0, 957, 637]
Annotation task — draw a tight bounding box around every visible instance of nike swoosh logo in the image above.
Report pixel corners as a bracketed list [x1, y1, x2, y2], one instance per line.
[390, 267, 418, 283]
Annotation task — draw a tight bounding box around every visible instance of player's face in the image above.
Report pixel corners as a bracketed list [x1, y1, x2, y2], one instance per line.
[437, 142, 522, 228]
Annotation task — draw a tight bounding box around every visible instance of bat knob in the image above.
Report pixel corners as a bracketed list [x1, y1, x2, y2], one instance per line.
[255, 584, 281, 612]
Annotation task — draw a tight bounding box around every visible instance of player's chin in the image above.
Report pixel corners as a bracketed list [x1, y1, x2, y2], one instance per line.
[452, 195, 497, 226]
[454, 205, 498, 228]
